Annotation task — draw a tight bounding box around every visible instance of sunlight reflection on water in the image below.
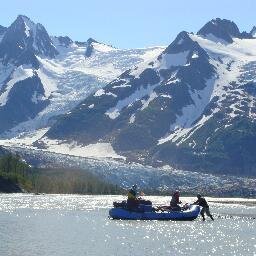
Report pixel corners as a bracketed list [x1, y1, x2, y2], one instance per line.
[0, 194, 255, 256]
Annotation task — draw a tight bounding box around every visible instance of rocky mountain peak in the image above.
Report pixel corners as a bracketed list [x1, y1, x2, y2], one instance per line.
[161, 31, 199, 55]
[55, 36, 73, 47]
[0, 15, 58, 67]
[197, 18, 241, 43]
[85, 38, 99, 57]
[87, 37, 98, 45]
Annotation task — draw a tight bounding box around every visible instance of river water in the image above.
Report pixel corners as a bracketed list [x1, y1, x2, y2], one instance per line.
[0, 194, 255, 256]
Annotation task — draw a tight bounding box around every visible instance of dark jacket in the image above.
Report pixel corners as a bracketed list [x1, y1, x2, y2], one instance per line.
[170, 194, 181, 207]
[194, 197, 209, 208]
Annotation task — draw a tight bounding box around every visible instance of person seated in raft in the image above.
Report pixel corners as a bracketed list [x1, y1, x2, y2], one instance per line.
[127, 184, 139, 209]
[157, 190, 182, 212]
[170, 190, 182, 211]
[193, 194, 214, 221]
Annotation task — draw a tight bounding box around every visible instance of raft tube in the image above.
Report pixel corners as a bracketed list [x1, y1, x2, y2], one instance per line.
[109, 205, 200, 221]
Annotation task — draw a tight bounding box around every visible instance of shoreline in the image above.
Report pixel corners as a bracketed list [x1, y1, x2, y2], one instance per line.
[208, 200, 256, 206]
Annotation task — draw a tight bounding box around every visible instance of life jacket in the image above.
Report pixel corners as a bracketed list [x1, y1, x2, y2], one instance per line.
[127, 189, 137, 200]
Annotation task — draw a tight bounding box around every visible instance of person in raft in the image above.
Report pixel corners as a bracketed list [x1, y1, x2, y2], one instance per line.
[170, 190, 182, 211]
[127, 184, 139, 208]
[193, 194, 214, 221]
[157, 190, 182, 211]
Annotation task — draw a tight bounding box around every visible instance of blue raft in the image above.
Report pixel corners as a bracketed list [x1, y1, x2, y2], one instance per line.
[109, 204, 200, 221]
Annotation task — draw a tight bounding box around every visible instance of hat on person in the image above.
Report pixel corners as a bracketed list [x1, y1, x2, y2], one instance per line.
[132, 184, 138, 190]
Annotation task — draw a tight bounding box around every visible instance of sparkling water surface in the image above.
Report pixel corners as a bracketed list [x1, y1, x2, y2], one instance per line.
[0, 194, 255, 256]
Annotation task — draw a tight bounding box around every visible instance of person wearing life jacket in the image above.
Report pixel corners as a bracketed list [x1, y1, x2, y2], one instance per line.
[193, 194, 214, 221]
[127, 184, 138, 200]
[127, 184, 139, 209]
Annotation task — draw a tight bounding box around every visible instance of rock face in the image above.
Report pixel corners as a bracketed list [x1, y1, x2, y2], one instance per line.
[197, 18, 252, 43]
[0, 72, 49, 133]
[0, 15, 58, 68]
[45, 18, 256, 176]
[0, 15, 161, 136]
[54, 36, 73, 48]
[0, 15, 57, 132]
[85, 38, 98, 57]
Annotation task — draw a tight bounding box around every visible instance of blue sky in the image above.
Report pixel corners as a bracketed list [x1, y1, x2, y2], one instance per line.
[1, 0, 255, 48]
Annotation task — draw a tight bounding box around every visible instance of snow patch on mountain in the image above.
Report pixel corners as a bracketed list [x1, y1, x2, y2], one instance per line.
[105, 83, 159, 119]
[158, 77, 216, 144]
[24, 23, 31, 37]
[0, 66, 34, 106]
[161, 50, 189, 69]
[203, 33, 229, 44]
[129, 48, 165, 78]
[129, 113, 136, 124]
[112, 83, 131, 89]
[0, 128, 49, 147]
[130, 49, 189, 79]
[31, 91, 45, 103]
[94, 89, 105, 97]
[141, 91, 158, 110]
[191, 52, 199, 59]
[17, 15, 36, 39]
[39, 137, 126, 160]
[190, 35, 256, 61]
[139, 46, 166, 62]
[172, 109, 219, 146]
[36, 68, 58, 98]
[0, 130, 125, 160]
[91, 42, 116, 52]
[160, 94, 172, 99]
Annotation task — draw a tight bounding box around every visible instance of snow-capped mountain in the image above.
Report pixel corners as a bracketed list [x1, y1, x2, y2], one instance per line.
[0, 15, 58, 67]
[0, 15, 164, 136]
[43, 18, 256, 176]
[197, 18, 252, 43]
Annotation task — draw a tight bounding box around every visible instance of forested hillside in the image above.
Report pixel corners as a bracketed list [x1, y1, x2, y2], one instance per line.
[0, 153, 122, 194]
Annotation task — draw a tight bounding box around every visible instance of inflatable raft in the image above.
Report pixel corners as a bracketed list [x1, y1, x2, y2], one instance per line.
[109, 204, 200, 221]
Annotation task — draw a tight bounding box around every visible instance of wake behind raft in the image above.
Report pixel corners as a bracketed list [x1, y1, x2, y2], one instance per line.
[109, 201, 200, 221]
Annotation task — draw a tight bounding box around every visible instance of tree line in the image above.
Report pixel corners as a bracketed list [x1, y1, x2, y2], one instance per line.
[0, 153, 32, 191]
[31, 168, 123, 194]
[0, 153, 123, 194]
